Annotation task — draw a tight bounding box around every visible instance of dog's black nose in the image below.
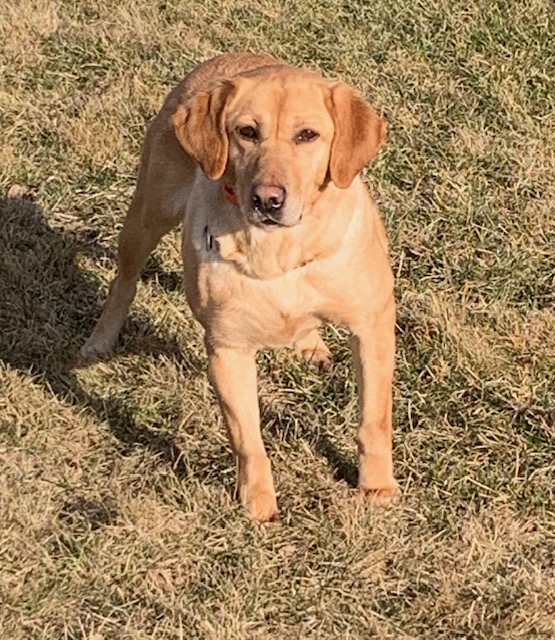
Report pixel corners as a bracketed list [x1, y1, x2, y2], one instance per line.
[251, 184, 286, 216]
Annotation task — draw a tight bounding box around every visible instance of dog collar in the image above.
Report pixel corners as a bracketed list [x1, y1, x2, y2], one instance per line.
[203, 184, 238, 251]
[223, 183, 239, 207]
[204, 225, 215, 252]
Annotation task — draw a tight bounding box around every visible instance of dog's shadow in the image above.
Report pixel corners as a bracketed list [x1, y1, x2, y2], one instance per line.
[0, 195, 204, 473]
[0, 194, 357, 492]
[261, 389, 359, 491]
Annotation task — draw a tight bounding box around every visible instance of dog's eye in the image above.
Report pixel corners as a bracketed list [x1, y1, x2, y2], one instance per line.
[237, 125, 258, 141]
[295, 129, 319, 144]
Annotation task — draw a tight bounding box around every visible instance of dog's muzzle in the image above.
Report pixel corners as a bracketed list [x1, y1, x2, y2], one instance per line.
[250, 183, 287, 227]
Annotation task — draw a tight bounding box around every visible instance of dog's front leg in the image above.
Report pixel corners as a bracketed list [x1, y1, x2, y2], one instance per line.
[349, 299, 399, 505]
[206, 343, 279, 522]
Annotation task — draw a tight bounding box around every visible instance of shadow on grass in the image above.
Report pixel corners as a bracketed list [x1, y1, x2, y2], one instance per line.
[315, 433, 358, 487]
[262, 401, 358, 489]
[0, 195, 205, 474]
[0, 194, 355, 490]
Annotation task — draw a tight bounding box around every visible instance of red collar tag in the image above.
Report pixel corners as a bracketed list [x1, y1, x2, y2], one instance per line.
[223, 183, 239, 207]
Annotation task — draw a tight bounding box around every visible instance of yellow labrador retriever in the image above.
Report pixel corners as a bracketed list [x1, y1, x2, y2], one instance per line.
[81, 52, 398, 521]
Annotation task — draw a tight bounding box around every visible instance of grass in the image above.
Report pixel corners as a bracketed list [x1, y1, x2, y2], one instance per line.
[1, 0, 554, 637]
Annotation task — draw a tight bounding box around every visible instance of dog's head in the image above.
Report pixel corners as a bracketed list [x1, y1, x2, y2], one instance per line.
[172, 66, 385, 230]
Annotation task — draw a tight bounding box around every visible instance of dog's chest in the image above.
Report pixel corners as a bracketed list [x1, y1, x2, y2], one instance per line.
[195, 261, 323, 349]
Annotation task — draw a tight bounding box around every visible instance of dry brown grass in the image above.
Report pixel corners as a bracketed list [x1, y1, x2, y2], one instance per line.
[1, 0, 554, 638]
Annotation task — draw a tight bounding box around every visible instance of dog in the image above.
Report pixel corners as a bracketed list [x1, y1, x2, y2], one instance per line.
[81, 52, 398, 521]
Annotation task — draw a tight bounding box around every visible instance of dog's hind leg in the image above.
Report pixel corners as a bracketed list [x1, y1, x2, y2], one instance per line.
[80, 198, 181, 361]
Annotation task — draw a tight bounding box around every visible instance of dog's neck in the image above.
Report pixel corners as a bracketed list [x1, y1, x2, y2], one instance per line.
[207, 182, 359, 279]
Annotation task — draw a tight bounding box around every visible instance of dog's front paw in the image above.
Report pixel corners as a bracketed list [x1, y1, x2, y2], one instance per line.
[244, 491, 280, 523]
[360, 482, 400, 507]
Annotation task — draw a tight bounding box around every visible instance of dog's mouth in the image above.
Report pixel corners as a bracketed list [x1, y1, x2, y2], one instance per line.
[256, 216, 283, 229]
[249, 211, 302, 230]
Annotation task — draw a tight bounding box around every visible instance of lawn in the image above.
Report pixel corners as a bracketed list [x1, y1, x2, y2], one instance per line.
[1, 0, 554, 638]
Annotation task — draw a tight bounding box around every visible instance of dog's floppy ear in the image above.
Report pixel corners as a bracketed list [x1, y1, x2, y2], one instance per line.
[172, 81, 235, 180]
[328, 82, 386, 189]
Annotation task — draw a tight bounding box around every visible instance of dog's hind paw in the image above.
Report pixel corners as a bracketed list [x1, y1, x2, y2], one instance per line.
[301, 347, 333, 373]
[295, 330, 333, 373]
[78, 334, 117, 364]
